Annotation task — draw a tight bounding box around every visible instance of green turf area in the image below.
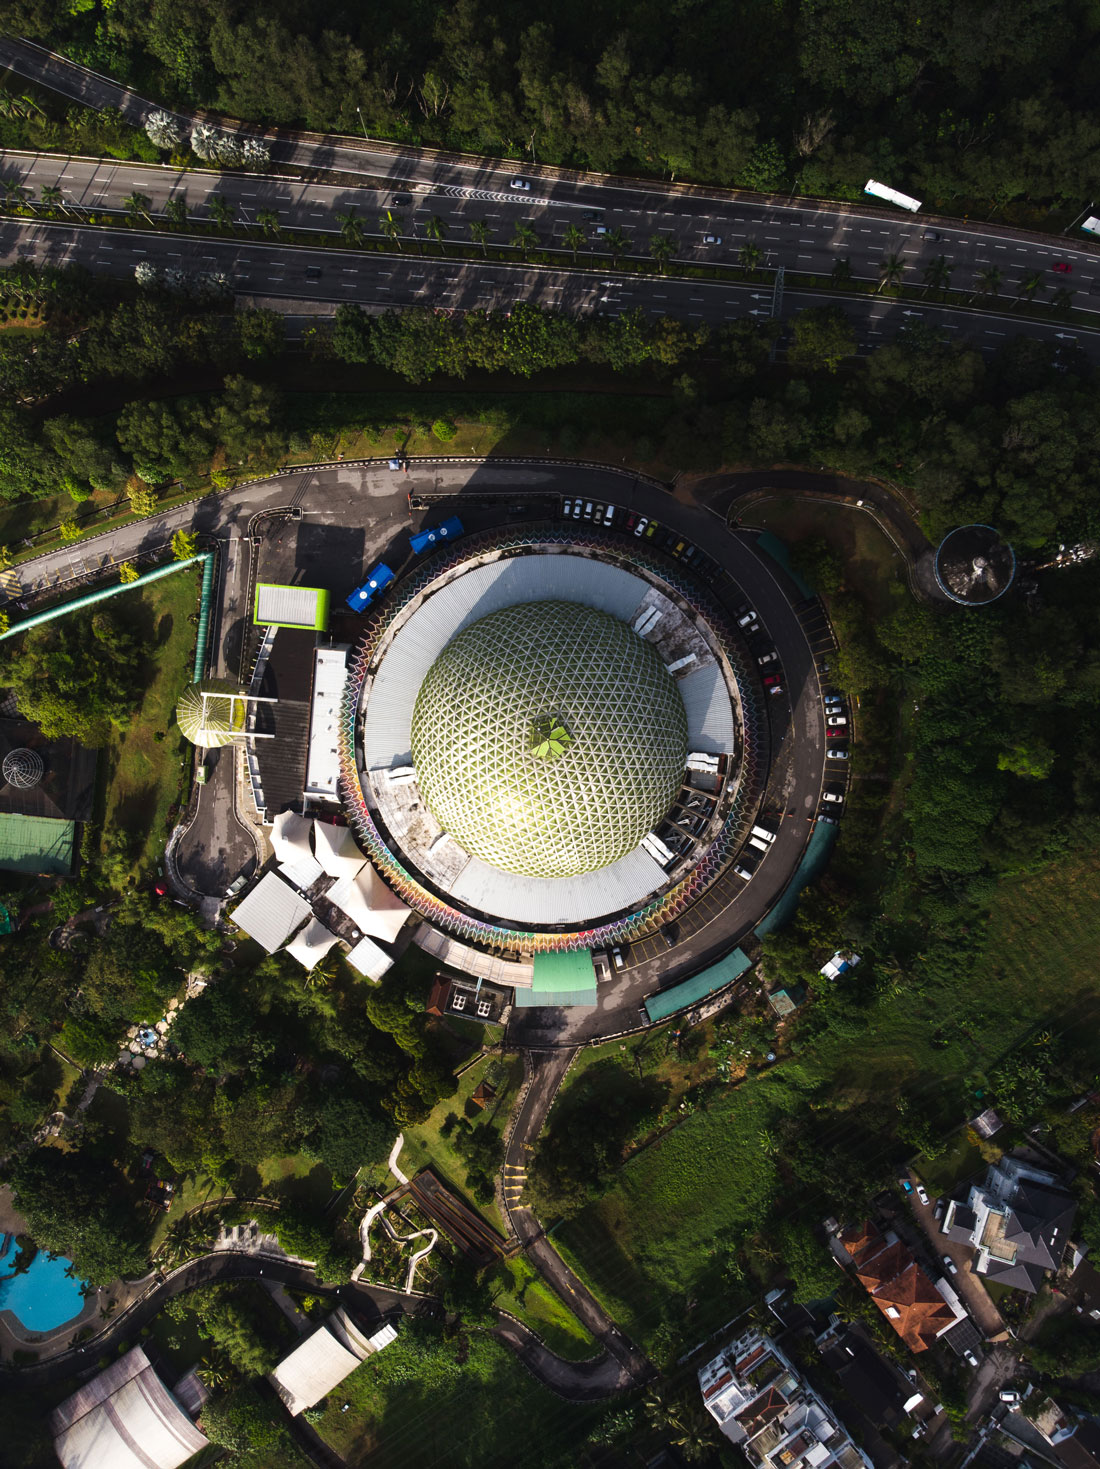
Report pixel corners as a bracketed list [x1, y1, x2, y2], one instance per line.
[914, 1130, 986, 1199]
[313, 1316, 602, 1468]
[96, 568, 199, 878]
[740, 494, 908, 618]
[491, 1256, 598, 1361]
[554, 847, 1100, 1354]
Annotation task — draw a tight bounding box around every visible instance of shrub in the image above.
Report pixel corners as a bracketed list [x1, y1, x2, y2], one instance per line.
[431, 418, 458, 441]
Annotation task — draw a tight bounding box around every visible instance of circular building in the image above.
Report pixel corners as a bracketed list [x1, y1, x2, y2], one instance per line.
[934, 525, 1016, 605]
[176, 678, 247, 749]
[2, 748, 44, 790]
[338, 525, 768, 954]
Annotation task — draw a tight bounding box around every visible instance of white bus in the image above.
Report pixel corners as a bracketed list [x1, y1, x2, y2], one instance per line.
[1082, 216, 1100, 237]
[864, 179, 922, 213]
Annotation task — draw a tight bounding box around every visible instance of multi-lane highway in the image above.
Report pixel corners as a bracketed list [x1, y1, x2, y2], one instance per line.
[3, 215, 1096, 361]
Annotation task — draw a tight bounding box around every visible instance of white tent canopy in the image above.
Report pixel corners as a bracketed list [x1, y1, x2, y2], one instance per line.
[51, 1346, 209, 1469]
[312, 820, 366, 879]
[270, 811, 315, 866]
[268, 1310, 395, 1416]
[232, 871, 312, 953]
[285, 917, 340, 971]
[278, 853, 325, 892]
[327, 866, 411, 943]
[346, 934, 395, 982]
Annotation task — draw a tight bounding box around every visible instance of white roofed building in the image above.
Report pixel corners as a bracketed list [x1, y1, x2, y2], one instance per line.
[50, 1346, 210, 1469]
[268, 1309, 397, 1416]
[231, 870, 312, 953]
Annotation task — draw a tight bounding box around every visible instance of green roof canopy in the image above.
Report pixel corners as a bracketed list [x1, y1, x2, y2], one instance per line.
[516, 949, 598, 1008]
[0, 813, 74, 874]
[644, 948, 753, 1023]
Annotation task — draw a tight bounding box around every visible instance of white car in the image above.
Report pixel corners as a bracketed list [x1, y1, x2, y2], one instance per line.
[703, 234, 722, 245]
[758, 651, 778, 666]
[733, 863, 755, 880]
[633, 516, 648, 536]
[562, 499, 572, 516]
[822, 789, 844, 804]
[509, 177, 531, 190]
[942, 1254, 958, 1275]
[826, 748, 850, 761]
[827, 715, 848, 727]
[737, 608, 758, 628]
[916, 1183, 930, 1205]
[964, 1349, 979, 1368]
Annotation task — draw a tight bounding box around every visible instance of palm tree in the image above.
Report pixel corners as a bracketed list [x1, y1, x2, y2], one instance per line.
[877, 252, 905, 293]
[649, 233, 675, 273]
[40, 184, 62, 214]
[563, 223, 586, 261]
[921, 254, 953, 295]
[738, 241, 762, 275]
[604, 227, 630, 265]
[123, 191, 153, 226]
[207, 194, 236, 231]
[378, 211, 404, 251]
[255, 208, 280, 237]
[830, 257, 852, 288]
[1049, 286, 1075, 314]
[974, 264, 1002, 301]
[511, 221, 540, 258]
[336, 207, 363, 246]
[424, 215, 448, 254]
[1015, 270, 1044, 309]
[163, 197, 188, 230]
[469, 219, 491, 255]
[0, 178, 26, 212]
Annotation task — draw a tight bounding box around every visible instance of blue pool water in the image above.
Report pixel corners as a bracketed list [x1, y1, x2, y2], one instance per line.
[0, 1234, 89, 1331]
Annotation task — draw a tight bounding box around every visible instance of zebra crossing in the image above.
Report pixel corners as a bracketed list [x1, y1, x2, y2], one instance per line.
[502, 1161, 526, 1205]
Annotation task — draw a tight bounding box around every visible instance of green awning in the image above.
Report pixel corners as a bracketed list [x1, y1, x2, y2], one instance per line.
[518, 950, 598, 1007]
[644, 947, 753, 1023]
[0, 814, 74, 874]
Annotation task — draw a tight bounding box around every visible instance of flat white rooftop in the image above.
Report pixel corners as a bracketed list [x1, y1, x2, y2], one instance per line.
[305, 644, 349, 802]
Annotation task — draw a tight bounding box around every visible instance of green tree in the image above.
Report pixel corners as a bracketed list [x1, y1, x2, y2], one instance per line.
[510, 222, 540, 258]
[129, 483, 160, 515]
[207, 195, 236, 231]
[739, 241, 762, 275]
[922, 255, 953, 294]
[974, 264, 1002, 300]
[40, 183, 62, 213]
[337, 207, 364, 246]
[377, 211, 403, 250]
[468, 219, 491, 255]
[424, 214, 448, 253]
[255, 208, 280, 237]
[788, 306, 856, 373]
[563, 222, 586, 260]
[118, 560, 139, 583]
[123, 191, 153, 226]
[997, 738, 1055, 779]
[171, 527, 198, 559]
[163, 197, 188, 230]
[649, 233, 675, 273]
[604, 227, 630, 264]
[9, 1146, 151, 1284]
[877, 253, 905, 292]
[1015, 270, 1044, 308]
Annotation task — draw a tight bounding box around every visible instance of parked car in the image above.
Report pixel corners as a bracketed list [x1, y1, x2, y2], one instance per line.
[822, 787, 844, 803]
[633, 516, 649, 536]
[999, 1390, 1021, 1404]
[824, 693, 844, 706]
[942, 1254, 958, 1275]
[661, 923, 679, 949]
[611, 946, 626, 969]
[583, 501, 594, 518]
[826, 748, 849, 760]
[703, 233, 722, 245]
[826, 715, 848, 727]
[964, 1349, 980, 1368]
[509, 177, 531, 190]
[916, 1183, 930, 1205]
[571, 499, 583, 517]
[733, 862, 755, 880]
[737, 607, 758, 628]
[562, 499, 573, 517]
[626, 513, 639, 532]
[934, 1199, 946, 1221]
[602, 505, 616, 526]
[818, 814, 837, 825]
[763, 674, 783, 694]
[644, 520, 658, 537]
[900, 1179, 914, 1194]
[758, 651, 779, 666]
[826, 727, 846, 738]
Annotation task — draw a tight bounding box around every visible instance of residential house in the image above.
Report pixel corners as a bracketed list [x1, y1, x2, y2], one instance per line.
[942, 1155, 1076, 1293]
[834, 1221, 965, 1352]
[1032, 1399, 1100, 1469]
[698, 1329, 872, 1469]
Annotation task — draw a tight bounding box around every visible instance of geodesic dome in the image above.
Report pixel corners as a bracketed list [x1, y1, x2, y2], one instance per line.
[176, 679, 246, 749]
[411, 601, 687, 879]
[2, 748, 44, 789]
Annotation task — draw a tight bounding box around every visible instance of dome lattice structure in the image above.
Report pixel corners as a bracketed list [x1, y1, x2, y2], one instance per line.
[2, 748, 44, 790]
[176, 678, 246, 749]
[411, 600, 687, 879]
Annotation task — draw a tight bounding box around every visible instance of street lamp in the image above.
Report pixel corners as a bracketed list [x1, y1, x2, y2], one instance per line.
[1065, 201, 1095, 235]
[355, 106, 370, 145]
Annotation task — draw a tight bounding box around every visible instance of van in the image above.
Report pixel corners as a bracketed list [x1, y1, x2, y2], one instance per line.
[748, 835, 770, 854]
[751, 824, 776, 844]
[602, 505, 615, 526]
[733, 863, 755, 880]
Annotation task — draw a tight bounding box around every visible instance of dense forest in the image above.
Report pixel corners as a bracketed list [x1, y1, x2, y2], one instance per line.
[4, 0, 1100, 210]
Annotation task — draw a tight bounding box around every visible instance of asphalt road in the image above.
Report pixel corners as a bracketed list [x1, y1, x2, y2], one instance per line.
[4, 215, 1098, 360]
[4, 32, 1100, 310]
[4, 145, 1100, 316]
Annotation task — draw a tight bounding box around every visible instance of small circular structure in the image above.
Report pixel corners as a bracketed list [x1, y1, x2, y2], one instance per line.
[176, 678, 246, 748]
[2, 748, 44, 790]
[934, 524, 1016, 605]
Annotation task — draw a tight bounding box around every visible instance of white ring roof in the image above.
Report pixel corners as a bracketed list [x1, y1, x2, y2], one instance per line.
[359, 553, 739, 926]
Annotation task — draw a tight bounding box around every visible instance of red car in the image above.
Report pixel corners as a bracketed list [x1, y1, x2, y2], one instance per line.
[826, 726, 846, 737]
[763, 674, 783, 694]
[1053, 261, 1072, 274]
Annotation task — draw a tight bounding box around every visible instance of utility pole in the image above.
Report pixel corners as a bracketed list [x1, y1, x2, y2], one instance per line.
[769, 265, 785, 363]
[355, 106, 370, 144]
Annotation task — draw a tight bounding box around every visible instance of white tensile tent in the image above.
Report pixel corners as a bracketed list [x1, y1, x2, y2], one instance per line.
[270, 811, 315, 866]
[345, 934, 395, 982]
[50, 1346, 210, 1469]
[326, 865, 410, 943]
[268, 1310, 397, 1416]
[284, 917, 340, 971]
[312, 820, 366, 879]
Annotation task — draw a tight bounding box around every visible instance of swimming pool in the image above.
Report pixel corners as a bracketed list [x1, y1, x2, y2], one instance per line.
[0, 1234, 89, 1331]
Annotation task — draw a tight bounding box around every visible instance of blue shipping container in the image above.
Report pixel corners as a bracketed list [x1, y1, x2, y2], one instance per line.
[410, 516, 464, 556]
[345, 562, 395, 614]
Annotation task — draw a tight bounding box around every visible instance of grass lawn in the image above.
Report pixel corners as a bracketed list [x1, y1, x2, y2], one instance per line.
[554, 846, 1100, 1355]
[96, 567, 199, 878]
[740, 495, 908, 618]
[398, 1052, 523, 1235]
[491, 1256, 597, 1361]
[313, 1317, 603, 1469]
[914, 1130, 986, 1199]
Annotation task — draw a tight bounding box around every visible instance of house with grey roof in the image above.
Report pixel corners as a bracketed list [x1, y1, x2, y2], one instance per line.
[942, 1155, 1076, 1293]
